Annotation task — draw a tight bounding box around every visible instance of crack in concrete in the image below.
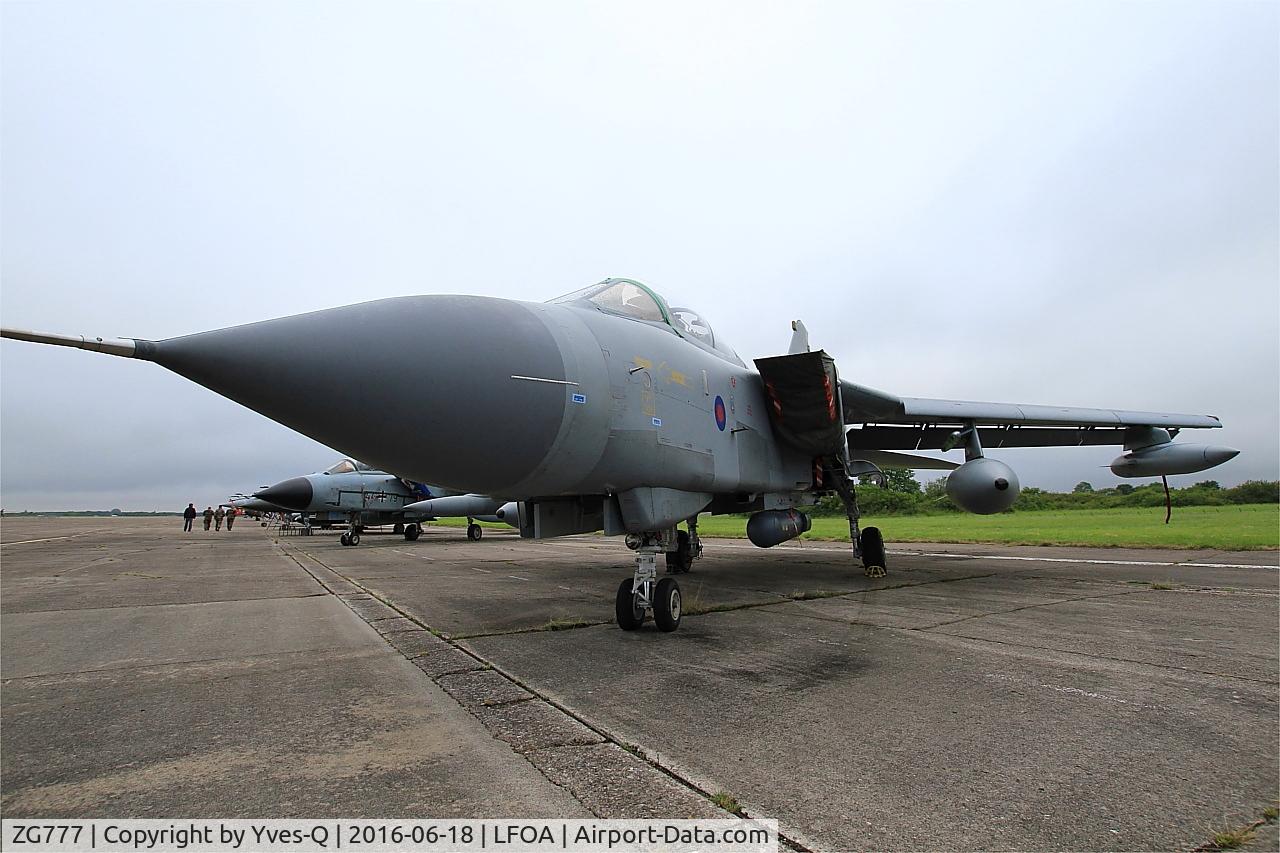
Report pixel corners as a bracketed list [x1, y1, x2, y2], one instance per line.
[448, 572, 999, 640]
[2, 591, 328, 616]
[923, 588, 1144, 629]
[912, 629, 1280, 686]
[1191, 807, 1279, 851]
[0, 645, 384, 683]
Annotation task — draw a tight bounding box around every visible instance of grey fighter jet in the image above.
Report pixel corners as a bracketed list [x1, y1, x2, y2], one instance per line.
[1, 278, 1238, 633]
[252, 458, 518, 545]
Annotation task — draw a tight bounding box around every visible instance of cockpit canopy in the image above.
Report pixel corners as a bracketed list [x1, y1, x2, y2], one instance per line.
[550, 278, 742, 365]
[323, 459, 377, 475]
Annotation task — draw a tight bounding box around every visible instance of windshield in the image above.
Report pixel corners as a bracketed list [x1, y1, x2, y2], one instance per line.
[551, 279, 667, 323]
[323, 459, 376, 475]
[550, 278, 743, 364]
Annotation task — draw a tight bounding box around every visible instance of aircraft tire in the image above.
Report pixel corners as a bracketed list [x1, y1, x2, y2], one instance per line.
[393, 522, 404, 535]
[653, 577, 682, 632]
[349, 531, 361, 547]
[860, 527, 886, 571]
[467, 523, 483, 542]
[404, 524, 421, 541]
[340, 533, 351, 546]
[615, 579, 644, 630]
[665, 530, 693, 573]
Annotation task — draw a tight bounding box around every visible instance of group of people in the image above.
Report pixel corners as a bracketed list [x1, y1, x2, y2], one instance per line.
[182, 503, 238, 532]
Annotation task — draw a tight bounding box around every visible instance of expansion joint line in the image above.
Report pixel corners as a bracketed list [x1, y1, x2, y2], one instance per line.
[274, 540, 812, 852]
[924, 587, 1143, 630]
[904, 628, 1279, 686]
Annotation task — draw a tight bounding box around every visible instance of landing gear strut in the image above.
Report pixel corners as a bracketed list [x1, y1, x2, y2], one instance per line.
[616, 531, 682, 632]
[829, 464, 887, 578]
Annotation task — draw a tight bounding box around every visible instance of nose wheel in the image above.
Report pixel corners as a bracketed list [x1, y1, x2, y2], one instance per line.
[615, 533, 683, 632]
[466, 521, 483, 541]
[404, 523, 421, 541]
[340, 531, 361, 546]
[615, 579, 646, 630]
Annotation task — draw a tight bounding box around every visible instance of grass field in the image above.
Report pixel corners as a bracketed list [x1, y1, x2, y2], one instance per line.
[704, 505, 1279, 550]
[440, 505, 1279, 550]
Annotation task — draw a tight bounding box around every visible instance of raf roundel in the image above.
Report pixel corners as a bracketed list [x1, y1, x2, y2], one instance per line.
[714, 395, 727, 431]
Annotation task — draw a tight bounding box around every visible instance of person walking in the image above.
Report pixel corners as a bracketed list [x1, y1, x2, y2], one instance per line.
[203, 506, 214, 531]
[214, 506, 225, 531]
[225, 506, 236, 530]
[183, 503, 197, 532]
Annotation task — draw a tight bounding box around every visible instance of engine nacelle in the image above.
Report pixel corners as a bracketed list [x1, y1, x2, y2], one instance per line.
[746, 508, 811, 548]
[946, 457, 1020, 514]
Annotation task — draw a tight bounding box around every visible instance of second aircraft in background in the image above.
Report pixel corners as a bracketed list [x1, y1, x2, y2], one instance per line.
[248, 458, 518, 545]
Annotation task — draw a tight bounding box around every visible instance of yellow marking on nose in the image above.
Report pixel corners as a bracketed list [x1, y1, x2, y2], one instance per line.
[668, 370, 688, 386]
[633, 357, 653, 369]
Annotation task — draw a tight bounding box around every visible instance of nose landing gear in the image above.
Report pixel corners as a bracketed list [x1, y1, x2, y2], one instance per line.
[340, 514, 364, 546]
[616, 531, 683, 632]
[466, 519, 483, 541]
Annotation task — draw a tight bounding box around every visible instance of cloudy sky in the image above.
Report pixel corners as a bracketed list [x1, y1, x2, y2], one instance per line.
[2, 0, 1276, 511]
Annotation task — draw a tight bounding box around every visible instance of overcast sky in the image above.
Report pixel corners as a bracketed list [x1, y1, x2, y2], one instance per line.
[2, 0, 1276, 511]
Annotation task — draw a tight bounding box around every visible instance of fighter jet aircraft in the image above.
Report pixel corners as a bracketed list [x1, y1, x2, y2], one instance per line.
[253, 458, 518, 545]
[1, 278, 1238, 633]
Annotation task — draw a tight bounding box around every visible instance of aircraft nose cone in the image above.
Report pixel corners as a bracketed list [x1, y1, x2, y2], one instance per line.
[150, 295, 569, 494]
[255, 477, 314, 511]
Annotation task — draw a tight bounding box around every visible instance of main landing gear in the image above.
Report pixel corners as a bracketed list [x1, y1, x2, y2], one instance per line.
[665, 517, 702, 574]
[616, 531, 683, 632]
[828, 463, 888, 578]
[393, 520, 483, 544]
